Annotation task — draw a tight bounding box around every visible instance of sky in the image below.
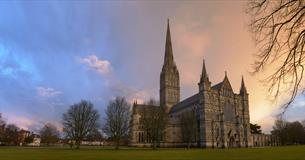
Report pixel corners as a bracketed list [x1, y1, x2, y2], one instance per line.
[0, 1, 304, 133]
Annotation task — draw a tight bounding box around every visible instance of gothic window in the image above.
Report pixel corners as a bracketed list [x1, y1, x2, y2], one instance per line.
[224, 101, 235, 122]
[141, 132, 144, 143]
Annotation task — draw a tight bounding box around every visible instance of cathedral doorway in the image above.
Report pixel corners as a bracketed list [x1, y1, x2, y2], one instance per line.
[228, 136, 235, 147]
[227, 130, 235, 148]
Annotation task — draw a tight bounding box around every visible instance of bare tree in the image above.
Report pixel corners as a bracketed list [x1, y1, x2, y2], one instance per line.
[141, 99, 166, 150]
[0, 113, 4, 127]
[39, 123, 60, 146]
[103, 96, 131, 150]
[247, 0, 305, 113]
[62, 100, 100, 149]
[3, 124, 20, 145]
[0, 113, 5, 143]
[180, 108, 198, 149]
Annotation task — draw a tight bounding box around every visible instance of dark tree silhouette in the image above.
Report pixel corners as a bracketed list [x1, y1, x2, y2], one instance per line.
[0, 113, 5, 143]
[3, 124, 20, 145]
[141, 99, 166, 150]
[180, 108, 198, 149]
[247, 0, 305, 113]
[250, 123, 262, 134]
[39, 123, 60, 146]
[86, 128, 104, 145]
[62, 100, 100, 149]
[103, 96, 131, 150]
[271, 119, 305, 145]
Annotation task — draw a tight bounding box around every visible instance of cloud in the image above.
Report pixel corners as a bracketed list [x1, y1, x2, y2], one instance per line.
[1, 1, 304, 134]
[173, 20, 210, 89]
[5, 114, 41, 131]
[79, 55, 112, 75]
[107, 80, 150, 104]
[36, 86, 62, 98]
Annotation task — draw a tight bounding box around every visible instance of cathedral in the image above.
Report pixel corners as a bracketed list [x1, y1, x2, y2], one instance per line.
[130, 20, 253, 148]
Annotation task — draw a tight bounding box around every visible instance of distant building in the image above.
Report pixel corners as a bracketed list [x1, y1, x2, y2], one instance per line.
[18, 129, 31, 146]
[130, 20, 277, 148]
[28, 136, 41, 147]
[81, 141, 104, 146]
[252, 134, 280, 147]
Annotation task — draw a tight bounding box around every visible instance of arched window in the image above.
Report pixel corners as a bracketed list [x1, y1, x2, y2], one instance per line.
[138, 132, 141, 143]
[224, 101, 235, 122]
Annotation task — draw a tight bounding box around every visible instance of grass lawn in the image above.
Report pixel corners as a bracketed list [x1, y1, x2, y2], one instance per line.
[0, 145, 304, 160]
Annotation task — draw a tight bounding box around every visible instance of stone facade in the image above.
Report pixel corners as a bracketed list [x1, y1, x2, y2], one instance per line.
[131, 21, 255, 148]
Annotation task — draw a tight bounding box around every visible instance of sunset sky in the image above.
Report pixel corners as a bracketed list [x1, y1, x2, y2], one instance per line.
[0, 1, 304, 133]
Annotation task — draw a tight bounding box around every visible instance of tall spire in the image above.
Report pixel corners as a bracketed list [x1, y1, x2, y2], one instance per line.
[160, 19, 180, 111]
[200, 58, 209, 82]
[240, 75, 247, 94]
[164, 19, 174, 66]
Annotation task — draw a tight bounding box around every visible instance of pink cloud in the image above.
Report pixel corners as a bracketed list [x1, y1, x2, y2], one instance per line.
[79, 55, 112, 75]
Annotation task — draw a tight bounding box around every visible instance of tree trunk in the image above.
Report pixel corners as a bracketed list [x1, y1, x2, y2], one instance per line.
[115, 138, 120, 150]
[115, 143, 119, 150]
[75, 140, 80, 149]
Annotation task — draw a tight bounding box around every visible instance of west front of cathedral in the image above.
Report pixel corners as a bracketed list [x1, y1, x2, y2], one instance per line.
[130, 21, 252, 148]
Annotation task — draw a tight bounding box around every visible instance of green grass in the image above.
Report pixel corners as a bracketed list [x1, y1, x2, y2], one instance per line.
[0, 145, 304, 160]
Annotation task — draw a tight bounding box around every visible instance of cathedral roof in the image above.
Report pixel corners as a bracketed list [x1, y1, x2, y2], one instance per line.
[170, 93, 200, 113]
[211, 72, 233, 92]
[211, 82, 223, 90]
[132, 104, 160, 114]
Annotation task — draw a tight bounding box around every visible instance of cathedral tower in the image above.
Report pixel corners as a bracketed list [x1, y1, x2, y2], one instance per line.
[160, 20, 180, 112]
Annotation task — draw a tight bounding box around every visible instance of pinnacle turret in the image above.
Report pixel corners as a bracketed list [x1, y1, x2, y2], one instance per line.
[240, 76, 247, 94]
[200, 58, 209, 82]
[198, 58, 211, 92]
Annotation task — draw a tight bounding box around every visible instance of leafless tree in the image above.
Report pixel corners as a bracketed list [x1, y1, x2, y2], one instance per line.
[141, 98, 167, 150]
[103, 96, 131, 150]
[62, 100, 100, 149]
[0, 113, 5, 143]
[0, 113, 4, 126]
[247, 0, 305, 113]
[180, 108, 198, 149]
[39, 123, 60, 146]
[3, 124, 20, 145]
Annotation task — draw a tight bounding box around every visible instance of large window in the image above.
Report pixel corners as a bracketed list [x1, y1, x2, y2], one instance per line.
[224, 102, 235, 122]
